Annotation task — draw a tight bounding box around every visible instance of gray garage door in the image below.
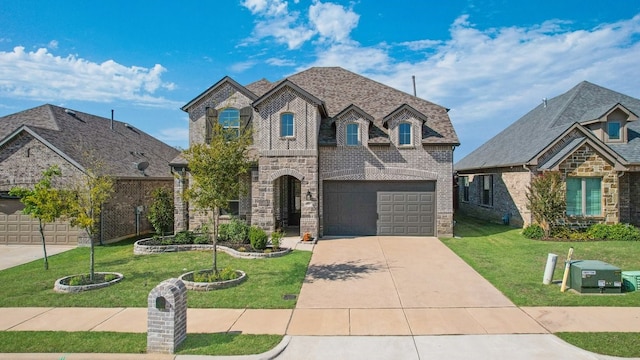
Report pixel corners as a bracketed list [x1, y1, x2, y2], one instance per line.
[0, 198, 77, 245]
[323, 181, 435, 236]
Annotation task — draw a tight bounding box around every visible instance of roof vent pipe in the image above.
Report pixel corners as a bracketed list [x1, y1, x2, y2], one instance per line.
[542, 98, 547, 108]
[111, 109, 114, 130]
[412, 75, 417, 97]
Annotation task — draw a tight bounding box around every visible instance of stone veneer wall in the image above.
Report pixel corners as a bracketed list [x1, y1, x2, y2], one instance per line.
[557, 144, 618, 225]
[319, 144, 454, 237]
[458, 169, 532, 227]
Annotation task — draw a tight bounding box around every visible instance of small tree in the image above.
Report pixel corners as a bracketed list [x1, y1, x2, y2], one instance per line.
[526, 171, 566, 238]
[147, 187, 174, 238]
[183, 123, 251, 275]
[9, 165, 68, 270]
[65, 168, 114, 282]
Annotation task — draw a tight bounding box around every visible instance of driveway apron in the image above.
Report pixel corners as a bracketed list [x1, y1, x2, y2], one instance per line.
[291, 236, 546, 336]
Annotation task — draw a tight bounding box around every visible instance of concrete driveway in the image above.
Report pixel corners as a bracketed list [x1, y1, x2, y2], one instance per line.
[288, 236, 546, 335]
[0, 245, 76, 271]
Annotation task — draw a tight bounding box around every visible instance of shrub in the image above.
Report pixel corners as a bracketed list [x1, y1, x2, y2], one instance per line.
[523, 224, 544, 239]
[174, 230, 195, 244]
[192, 267, 238, 282]
[550, 225, 576, 240]
[218, 223, 231, 242]
[147, 188, 174, 237]
[194, 234, 211, 244]
[587, 223, 640, 241]
[237, 246, 247, 252]
[270, 230, 284, 250]
[249, 226, 268, 250]
[227, 218, 250, 244]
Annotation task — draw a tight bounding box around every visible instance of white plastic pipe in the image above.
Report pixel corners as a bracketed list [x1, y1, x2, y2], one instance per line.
[543, 253, 558, 285]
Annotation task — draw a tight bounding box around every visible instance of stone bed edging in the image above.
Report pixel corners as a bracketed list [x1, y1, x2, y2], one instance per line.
[133, 238, 292, 258]
[179, 270, 247, 291]
[54, 272, 124, 293]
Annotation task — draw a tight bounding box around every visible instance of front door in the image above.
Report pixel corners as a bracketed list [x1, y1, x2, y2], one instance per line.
[287, 176, 301, 226]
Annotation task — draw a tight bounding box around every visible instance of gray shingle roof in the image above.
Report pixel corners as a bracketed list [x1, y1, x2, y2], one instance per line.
[245, 67, 459, 145]
[0, 104, 180, 178]
[455, 81, 640, 171]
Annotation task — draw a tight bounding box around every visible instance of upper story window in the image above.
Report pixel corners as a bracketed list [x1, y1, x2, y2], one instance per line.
[346, 123, 360, 146]
[219, 108, 240, 138]
[566, 177, 601, 217]
[607, 121, 621, 141]
[399, 122, 412, 146]
[280, 113, 294, 137]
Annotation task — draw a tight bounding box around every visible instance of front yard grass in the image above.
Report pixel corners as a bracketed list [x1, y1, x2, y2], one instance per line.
[441, 216, 640, 307]
[442, 216, 640, 358]
[0, 331, 282, 356]
[0, 237, 311, 308]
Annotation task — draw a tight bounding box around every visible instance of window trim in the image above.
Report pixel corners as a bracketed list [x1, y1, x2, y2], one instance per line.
[280, 113, 295, 138]
[345, 123, 360, 146]
[398, 122, 412, 146]
[566, 177, 602, 217]
[480, 174, 493, 207]
[461, 176, 470, 202]
[218, 107, 240, 139]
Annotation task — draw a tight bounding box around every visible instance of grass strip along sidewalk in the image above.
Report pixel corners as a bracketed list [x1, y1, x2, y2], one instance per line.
[442, 216, 640, 357]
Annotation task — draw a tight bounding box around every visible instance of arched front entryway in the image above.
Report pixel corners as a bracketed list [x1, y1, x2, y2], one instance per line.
[274, 175, 301, 235]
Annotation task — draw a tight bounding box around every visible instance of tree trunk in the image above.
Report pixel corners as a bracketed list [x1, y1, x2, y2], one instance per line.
[89, 230, 95, 282]
[212, 208, 219, 275]
[38, 219, 49, 270]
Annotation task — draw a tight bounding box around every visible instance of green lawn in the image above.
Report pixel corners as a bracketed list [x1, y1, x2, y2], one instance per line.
[0, 238, 311, 308]
[443, 216, 640, 358]
[441, 216, 640, 307]
[0, 331, 282, 356]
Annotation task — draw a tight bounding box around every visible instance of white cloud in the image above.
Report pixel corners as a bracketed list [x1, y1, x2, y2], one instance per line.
[241, 0, 359, 50]
[308, 1, 359, 43]
[398, 39, 441, 51]
[229, 60, 257, 73]
[0, 46, 180, 107]
[266, 57, 296, 66]
[48, 40, 58, 49]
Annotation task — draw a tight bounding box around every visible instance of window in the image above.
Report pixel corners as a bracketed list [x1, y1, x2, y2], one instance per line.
[462, 176, 470, 202]
[346, 123, 360, 145]
[399, 123, 412, 146]
[221, 201, 239, 216]
[280, 113, 294, 137]
[607, 121, 621, 140]
[480, 175, 493, 206]
[566, 177, 601, 216]
[219, 108, 240, 138]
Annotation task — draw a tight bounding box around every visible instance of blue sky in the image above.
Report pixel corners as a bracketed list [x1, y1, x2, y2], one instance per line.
[1, 0, 640, 160]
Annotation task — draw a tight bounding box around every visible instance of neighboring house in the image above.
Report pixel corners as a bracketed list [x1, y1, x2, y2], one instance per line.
[455, 81, 640, 228]
[0, 104, 180, 245]
[172, 67, 459, 238]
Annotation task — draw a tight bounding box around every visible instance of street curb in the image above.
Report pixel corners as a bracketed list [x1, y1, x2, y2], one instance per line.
[174, 335, 291, 360]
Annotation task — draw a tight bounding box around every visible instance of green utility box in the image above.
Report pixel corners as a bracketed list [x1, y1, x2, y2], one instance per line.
[569, 260, 622, 294]
[622, 271, 640, 292]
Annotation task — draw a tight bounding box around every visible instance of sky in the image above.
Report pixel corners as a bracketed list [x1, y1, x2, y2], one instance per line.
[1, 0, 640, 161]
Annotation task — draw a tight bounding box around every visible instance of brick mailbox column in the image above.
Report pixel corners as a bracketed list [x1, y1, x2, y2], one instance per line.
[147, 278, 187, 354]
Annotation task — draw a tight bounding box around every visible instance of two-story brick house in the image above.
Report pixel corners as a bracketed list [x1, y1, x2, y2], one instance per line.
[173, 67, 459, 238]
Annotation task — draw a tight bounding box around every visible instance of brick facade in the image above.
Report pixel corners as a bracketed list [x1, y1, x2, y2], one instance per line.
[178, 73, 456, 238]
[0, 131, 174, 244]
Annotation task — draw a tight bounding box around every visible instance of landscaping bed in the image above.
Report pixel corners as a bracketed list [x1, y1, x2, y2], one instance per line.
[134, 237, 292, 258]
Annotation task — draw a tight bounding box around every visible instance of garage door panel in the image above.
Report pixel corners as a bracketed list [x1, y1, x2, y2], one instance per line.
[0, 199, 76, 245]
[377, 191, 435, 236]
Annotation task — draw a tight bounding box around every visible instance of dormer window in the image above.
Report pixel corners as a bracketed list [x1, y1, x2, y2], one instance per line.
[280, 113, 294, 137]
[399, 122, 412, 146]
[607, 121, 621, 141]
[346, 123, 360, 146]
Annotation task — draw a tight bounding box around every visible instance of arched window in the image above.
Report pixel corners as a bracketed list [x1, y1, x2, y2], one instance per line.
[399, 122, 412, 146]
[219, 108, 240, 138]
[281, 113, 294, 137]
[346, 123, 360, 146]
